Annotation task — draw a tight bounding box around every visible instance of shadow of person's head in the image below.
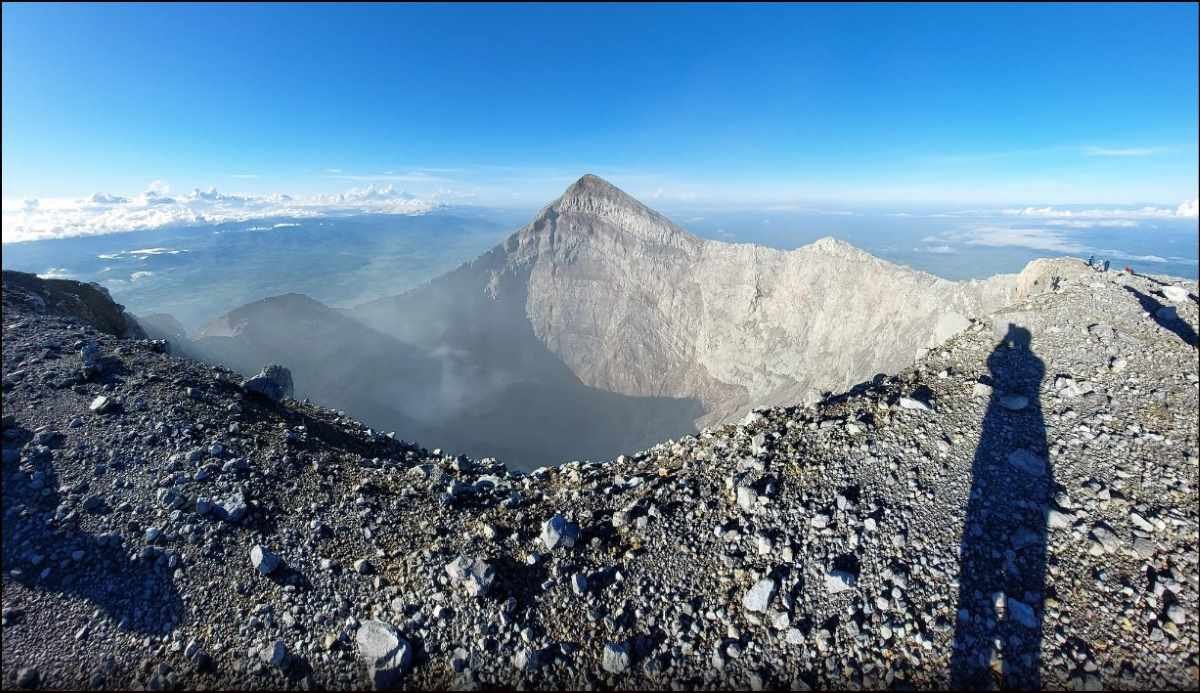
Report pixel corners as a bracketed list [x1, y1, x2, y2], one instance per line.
[1002, 323, 1032, 351]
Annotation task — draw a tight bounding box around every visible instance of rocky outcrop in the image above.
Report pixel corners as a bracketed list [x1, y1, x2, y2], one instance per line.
[1, 270, 146, 339]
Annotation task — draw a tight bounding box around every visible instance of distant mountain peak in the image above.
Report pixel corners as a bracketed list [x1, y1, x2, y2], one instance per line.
[556, 174, 644, 212]
[562, 173, 623, 197]
[524, 174, 696, 248]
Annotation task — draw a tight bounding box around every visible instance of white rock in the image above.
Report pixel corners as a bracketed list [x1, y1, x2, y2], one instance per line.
[571, 572, 588, 595]
[249, 545, 280, 575]
[1129, 513, 1155, 533]
[736, 485, 758, 513]
[1045, 508, 1074, 530]
[1162, 285, 1190, 304]
[601, 642, 630, 674]
[742, 578, 777, 613]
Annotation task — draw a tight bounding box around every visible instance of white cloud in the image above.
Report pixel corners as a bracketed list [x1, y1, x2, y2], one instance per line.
[94, 247, 187, 261]
[939, 224, 1185, 265]
[186, 187, 250, 203]
[921, 245, 957, 254]
[37, 267, 73, 279]
[3, 181, 438, 243]
[88, 192, 129, 205]
[1043, 219, 1139, 228]
[324, 183, 415, 204]
[999, 201, 1197, 220]
[951, 226, 1084, 254]
[129, 271, 154, 281]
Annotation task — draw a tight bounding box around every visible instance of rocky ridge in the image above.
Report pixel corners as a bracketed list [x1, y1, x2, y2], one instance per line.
[2, 260, 1198, 689]
[357, 175, 1030, 428]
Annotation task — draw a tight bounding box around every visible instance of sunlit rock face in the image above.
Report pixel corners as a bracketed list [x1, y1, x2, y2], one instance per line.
[343, 175, 1064, 464]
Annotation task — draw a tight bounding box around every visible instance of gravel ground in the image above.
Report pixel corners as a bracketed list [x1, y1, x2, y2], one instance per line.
[2, 266, 1197, 690]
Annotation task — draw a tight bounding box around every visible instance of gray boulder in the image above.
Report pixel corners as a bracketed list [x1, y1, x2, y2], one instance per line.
[242, 364, 294, 402]
[602, 642, 631, 674]
[212, 491, 248, 523]
[80, 341, 102, 379]
[541, 514, 579, 550]
[261, 639, 288, 668]
[356, 620, 413, 689]
[445, 556, 495, 597]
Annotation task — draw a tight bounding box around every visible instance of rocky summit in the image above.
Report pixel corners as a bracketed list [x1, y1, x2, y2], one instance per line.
[2, 241, 1199, 689]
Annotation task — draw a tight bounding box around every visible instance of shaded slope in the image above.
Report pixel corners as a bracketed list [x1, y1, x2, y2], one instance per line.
[189, 289, 702, 468]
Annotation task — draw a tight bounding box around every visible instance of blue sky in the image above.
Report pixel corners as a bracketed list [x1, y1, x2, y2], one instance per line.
[3, 3, 1197, 215]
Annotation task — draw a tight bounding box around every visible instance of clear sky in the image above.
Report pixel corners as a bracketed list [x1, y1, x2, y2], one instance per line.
[3, 2, 1198, 211]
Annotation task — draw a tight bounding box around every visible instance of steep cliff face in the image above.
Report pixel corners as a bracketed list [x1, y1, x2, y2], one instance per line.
[356, 175, 1027, 432]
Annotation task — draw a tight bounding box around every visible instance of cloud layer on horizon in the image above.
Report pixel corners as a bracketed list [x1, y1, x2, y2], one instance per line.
[2, 182, 436, 243]
[998, 200, 1198, 220]
[3, 174, 1197, 247]
[922, 223, 1196, 267]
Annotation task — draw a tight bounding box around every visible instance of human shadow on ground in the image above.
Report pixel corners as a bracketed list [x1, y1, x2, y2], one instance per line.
[1123, 286, 1198, 348]
[951, 324, 1051, 689]
[1, 424, 183, 636]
